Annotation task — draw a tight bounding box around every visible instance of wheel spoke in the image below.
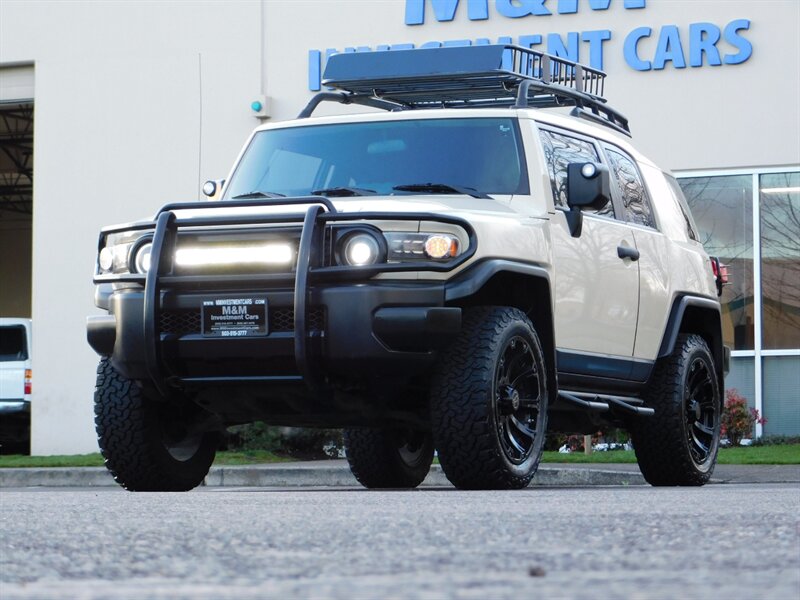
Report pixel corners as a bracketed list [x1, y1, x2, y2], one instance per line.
[691, 430, 710, 454]
[690, 375, 713, 400]
[511, 367, 536, 388]
[694, 421, 714, 436]
[504, 422, 527, 455]
[509, 415, 537, 439]
[504, 352, 528, 380]
[519, 397, 539, 409]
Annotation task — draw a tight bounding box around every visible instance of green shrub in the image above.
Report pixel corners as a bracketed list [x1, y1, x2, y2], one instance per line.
[751, 434, 800, 447]
[721, 389, 766, 446]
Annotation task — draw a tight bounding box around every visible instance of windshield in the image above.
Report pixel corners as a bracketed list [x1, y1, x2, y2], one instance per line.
[0, 325, 28, 362]
[223, 117, 529, 199]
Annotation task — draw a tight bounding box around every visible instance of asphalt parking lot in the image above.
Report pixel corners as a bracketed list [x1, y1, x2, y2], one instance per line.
[1, 483, 798, 599]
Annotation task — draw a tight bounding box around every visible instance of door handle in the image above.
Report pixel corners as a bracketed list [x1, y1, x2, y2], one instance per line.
[617, 244, 640, 261]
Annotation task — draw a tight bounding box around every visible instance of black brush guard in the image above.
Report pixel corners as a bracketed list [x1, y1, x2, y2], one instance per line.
[111, 197, 477, 396]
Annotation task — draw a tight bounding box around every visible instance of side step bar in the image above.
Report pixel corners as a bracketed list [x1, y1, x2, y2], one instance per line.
[558, 391, 655, 417]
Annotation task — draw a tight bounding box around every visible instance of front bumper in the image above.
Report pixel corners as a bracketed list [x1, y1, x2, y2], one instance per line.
[0, 400, 30, 416]
[88, 199, 469, 392]
[88, 283, 461, 384]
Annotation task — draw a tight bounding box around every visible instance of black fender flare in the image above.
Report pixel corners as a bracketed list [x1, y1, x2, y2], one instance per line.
[657, 293, 725, 387]
[444, 258, 557, 404]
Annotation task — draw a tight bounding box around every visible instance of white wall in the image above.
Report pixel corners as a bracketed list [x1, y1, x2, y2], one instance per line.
[0, 0, 797, 454]
[0, 0, 261, 454]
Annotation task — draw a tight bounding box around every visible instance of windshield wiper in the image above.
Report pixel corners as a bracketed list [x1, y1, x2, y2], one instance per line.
[392, 183, 491, 199]
[231, 190, 286, 199]
[311, 187, 377, 197]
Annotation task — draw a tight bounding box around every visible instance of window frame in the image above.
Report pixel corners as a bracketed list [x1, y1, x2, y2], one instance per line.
[535, 123, 625, 223]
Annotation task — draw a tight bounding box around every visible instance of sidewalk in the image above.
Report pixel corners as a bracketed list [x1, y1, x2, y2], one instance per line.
[1, 460, 797, 488]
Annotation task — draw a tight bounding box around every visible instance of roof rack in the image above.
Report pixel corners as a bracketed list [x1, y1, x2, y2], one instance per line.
[298, 44, 631, 136]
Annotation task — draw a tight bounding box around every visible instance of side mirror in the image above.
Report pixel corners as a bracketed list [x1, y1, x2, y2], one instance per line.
[564, 162, 611, 237]
[202, 179, 225, 200]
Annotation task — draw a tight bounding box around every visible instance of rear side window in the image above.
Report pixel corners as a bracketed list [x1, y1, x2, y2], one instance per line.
[665, 174, 699, 241]
[605, 147, 656, 228]
[0, 326, 28, 361]
[539, 129, 614, 217]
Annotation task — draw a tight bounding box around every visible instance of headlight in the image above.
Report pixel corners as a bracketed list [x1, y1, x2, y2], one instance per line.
[97, 231, 151, 275]
[340, 232, 382, 266]
[384, 232, 460, 261]
[132, 242, 153, 274]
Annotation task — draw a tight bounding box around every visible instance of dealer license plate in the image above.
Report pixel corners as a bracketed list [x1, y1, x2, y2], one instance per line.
[201, 298, 268, 338]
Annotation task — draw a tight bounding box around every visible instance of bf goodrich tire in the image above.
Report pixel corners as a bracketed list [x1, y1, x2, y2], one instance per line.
[431, 306, 548, 490]
[94, 359, 218, 491]
[344, 428, 434, 489]
[631, 334, 721, 486]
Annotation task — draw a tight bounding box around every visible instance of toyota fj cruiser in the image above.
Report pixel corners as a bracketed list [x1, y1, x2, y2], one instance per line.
[87, 45, 729, 491]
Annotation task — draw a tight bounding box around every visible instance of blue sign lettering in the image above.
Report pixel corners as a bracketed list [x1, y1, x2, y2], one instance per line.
[547, 32, 579, 62]
[405, 0, 645, 25]
[689, 23, 722, 67]
[723, 19, 752, 65]
[653, 25, 686, 70]
[582, 29, 611, 70]
[623, 27, 652, 71]
[308, 3, 753, 88]
[496, 0, 551, 18]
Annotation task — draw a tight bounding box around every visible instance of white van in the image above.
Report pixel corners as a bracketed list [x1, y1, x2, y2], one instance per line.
[0, 318, 32, 452]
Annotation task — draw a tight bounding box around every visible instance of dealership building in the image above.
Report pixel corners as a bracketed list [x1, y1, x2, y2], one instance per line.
[0, 0, 797, 454]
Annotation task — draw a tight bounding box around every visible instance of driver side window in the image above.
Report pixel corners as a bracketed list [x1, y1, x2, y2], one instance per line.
[539, 128, 614, 217]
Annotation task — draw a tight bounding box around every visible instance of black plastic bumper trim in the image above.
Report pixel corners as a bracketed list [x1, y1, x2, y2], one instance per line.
[87, 315, 117, 356]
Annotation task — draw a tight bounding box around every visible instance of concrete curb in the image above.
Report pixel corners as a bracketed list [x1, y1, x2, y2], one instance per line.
[0, 463, 647, 488]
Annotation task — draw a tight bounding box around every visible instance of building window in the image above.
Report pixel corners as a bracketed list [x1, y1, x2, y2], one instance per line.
[759, 172, 800, 350]
[679, 175, 754, 350]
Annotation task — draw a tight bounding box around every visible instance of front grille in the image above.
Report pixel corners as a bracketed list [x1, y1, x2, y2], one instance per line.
[159, 307, 325, 335]
[160, 310, 201, 336]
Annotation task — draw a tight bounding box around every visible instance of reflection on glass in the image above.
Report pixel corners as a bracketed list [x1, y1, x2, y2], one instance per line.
[760, 172, 800, 350]
[679, 176, 754, 350]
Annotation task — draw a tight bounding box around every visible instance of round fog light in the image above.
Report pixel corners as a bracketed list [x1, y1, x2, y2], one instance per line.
[343, 233, 380, 266]
[134, 242, 153, 274]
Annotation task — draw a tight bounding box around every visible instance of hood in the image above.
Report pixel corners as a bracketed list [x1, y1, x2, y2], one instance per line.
[170, 194, 518, 221]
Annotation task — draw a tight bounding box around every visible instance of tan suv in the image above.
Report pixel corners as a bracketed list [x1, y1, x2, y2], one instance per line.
[87, 45, 729, 491]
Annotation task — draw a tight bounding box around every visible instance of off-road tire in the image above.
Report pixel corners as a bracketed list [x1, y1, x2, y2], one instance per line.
[430, 306, 548, 490]
[631, 334, 721, 486]
[94, 359, 218, 491]
[344, 428, 434, 488]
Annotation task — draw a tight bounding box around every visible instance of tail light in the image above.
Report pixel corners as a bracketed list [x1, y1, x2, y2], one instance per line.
[24, 369, 32, 395]
[710, 257, 729, 297]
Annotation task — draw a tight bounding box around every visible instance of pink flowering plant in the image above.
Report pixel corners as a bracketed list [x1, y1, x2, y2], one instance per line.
[721, 389, 766, 446]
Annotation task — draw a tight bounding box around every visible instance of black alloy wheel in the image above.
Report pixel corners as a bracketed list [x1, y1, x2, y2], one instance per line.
[495, 336, 546, 465]
[631, 334, 721, 486]
[431, 306, 549, 490]
[684, 356, 718, 467]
